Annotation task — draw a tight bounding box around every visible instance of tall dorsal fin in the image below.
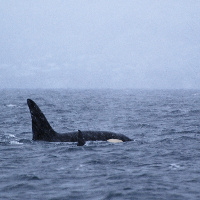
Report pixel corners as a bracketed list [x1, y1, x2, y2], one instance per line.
[27, 99, 57, 141]
[77, 130, 85, 146]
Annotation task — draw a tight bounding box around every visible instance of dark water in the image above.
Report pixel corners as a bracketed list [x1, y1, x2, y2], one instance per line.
[0, 89, 200, 200]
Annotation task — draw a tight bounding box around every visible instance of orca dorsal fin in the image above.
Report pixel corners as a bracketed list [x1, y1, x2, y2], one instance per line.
[77, 130, 85, 146]
[27, 99, 57, 141]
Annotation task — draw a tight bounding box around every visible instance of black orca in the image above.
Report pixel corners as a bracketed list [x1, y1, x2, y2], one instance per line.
[27, 99, 132, 146]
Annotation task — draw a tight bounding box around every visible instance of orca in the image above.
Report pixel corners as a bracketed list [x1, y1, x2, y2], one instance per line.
[27, 99, 132, 146]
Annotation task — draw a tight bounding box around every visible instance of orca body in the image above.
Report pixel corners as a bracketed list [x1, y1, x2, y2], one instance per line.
[27, 99, 132, 146]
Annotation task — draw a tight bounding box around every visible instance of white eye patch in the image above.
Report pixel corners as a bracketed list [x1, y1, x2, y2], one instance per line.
[107, 139, 123, 143]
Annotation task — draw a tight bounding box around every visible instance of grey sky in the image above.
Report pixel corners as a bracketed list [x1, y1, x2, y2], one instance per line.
[0, 0, 200, 89]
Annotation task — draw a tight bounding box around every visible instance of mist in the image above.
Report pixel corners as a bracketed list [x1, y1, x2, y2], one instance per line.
[0, 0, 200, 89]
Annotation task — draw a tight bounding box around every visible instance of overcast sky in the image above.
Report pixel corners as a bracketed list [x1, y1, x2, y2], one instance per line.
[0, 0, 200, 89]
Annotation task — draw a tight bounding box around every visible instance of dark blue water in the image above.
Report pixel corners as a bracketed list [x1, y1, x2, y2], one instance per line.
[0, 89, 200, 200]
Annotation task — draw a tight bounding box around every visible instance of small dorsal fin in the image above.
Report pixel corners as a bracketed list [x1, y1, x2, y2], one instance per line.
[77, 130, 85, 146]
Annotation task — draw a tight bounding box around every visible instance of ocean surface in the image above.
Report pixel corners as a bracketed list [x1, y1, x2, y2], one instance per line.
[0, 89, 200, 200]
